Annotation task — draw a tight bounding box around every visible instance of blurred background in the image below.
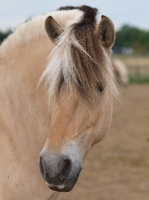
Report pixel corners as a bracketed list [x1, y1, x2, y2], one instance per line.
[1, 1, 149, 199]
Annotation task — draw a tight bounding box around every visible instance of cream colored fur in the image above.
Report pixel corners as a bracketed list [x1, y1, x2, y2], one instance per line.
[0, 7, 116, 200]
[0, 9, 83, 58]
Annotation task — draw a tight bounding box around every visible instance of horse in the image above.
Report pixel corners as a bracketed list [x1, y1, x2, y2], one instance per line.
[112, 58, 129, 86]
[0, 5, 118, 200]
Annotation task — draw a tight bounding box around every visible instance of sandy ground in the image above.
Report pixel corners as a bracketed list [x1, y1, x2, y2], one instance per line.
[61, 84, 149, 200]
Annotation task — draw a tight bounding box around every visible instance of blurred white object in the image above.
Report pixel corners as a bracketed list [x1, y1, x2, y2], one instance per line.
[112, 58, 129, 86]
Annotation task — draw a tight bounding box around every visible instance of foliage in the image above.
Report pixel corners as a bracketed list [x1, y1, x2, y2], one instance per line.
[129, 74, 149, 83]
[0, 29, 12, 44]
[114, 24, 149, 54]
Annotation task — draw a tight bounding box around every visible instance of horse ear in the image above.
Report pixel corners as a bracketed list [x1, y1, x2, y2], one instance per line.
[97, 15, 115, 48]
[45, 16, 63, 43]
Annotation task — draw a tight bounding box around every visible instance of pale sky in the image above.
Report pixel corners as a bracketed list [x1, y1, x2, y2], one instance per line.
[0, 0, 149, 31]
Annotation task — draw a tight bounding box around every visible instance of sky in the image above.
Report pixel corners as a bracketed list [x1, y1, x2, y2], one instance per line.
[0, 0, 149, 31]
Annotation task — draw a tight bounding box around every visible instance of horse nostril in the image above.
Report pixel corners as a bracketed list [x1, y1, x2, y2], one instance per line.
[59, 173, 66, 183]
[39, 155, 73, 185]
[39, 156, 45, 178]
[59, 159, 72, 183]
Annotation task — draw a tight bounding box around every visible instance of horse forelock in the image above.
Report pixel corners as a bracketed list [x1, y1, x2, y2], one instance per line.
[42, 6, 118, 105]
[58, 5, 98, 22]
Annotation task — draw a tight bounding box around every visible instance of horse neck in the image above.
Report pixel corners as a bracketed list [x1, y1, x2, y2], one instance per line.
[0, 36, 53, 151]
[1, 35, 53, 85]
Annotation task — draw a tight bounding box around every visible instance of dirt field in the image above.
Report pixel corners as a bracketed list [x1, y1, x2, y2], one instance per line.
[61, 84, 149, 200]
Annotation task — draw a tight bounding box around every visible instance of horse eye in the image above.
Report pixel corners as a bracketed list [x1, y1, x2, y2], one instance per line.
[97, 83, 104, 93]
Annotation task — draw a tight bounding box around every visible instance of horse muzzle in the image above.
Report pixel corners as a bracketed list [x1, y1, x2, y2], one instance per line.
[39, 151, 82, 192]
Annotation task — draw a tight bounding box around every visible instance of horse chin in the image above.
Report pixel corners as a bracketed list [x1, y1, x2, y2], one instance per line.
[49, 185, 73, 192]
[47, 170, 81, 192]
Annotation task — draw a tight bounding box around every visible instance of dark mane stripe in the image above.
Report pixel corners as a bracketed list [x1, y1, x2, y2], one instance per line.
[54, 6, 111, 102]
[67, 6, 108, 101]
[58, 6, 81, 11]
[44, 6, 117, 104]
[58, 5, 98, 26]
[78, 6, 98, 25]
[70, 26, 106, 101]
[56, 6, 102, 102]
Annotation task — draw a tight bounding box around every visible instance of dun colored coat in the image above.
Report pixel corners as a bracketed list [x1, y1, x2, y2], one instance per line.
[0, 5, 118, 200]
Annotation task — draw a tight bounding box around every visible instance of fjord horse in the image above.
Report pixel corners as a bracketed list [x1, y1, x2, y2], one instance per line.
[0, 5, 118, 200]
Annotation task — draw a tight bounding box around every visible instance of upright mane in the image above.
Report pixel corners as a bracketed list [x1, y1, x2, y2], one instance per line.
[0, 9, 83, 58]
[41, 6, 118, 104]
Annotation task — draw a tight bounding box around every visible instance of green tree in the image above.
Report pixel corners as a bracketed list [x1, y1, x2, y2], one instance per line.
[0, 30, 12, 44]
[114, 25, 149, 53]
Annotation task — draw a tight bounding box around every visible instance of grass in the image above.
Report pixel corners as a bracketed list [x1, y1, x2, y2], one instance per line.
[129, 74, 149, 83]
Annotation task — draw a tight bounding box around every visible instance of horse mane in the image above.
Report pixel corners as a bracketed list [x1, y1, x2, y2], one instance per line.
[41, 6, 118, 104]
[0, 9, 83, 58]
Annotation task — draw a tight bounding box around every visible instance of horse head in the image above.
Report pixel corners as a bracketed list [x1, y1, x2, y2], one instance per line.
[39, 5, 117, 192]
